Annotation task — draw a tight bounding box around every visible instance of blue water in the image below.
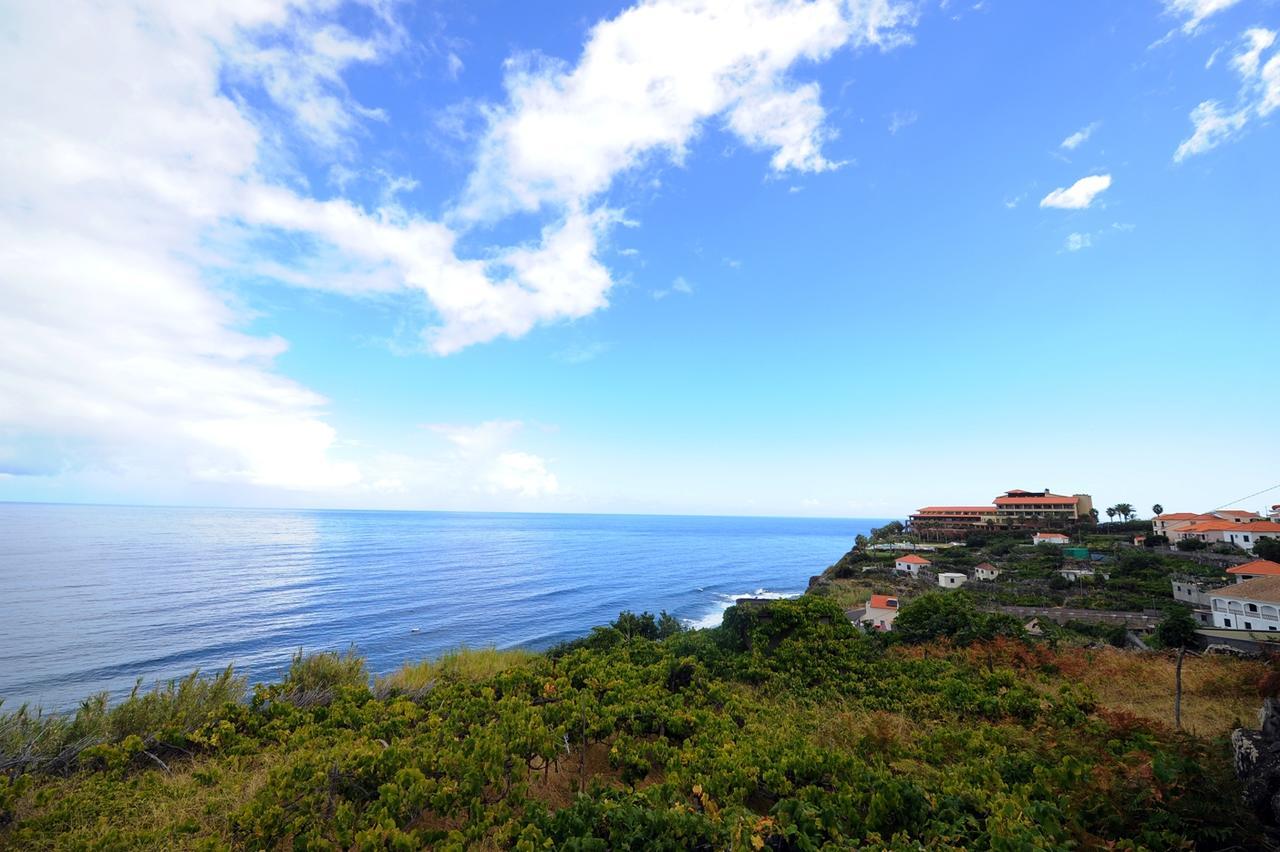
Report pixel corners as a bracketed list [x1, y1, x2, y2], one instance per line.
[0, 504, 873, 711]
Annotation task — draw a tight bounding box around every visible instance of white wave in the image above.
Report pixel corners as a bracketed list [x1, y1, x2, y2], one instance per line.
[683, 588, 798, 630]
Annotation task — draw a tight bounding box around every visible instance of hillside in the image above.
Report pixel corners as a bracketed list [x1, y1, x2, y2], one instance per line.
[0, 597, 1267, 849]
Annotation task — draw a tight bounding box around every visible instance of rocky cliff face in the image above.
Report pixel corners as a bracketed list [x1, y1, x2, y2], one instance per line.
[1233, 697, 1280, 842]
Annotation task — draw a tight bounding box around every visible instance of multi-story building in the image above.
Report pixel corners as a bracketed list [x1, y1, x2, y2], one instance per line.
[909, 488, 1093, 541]
[1209, 576, 1280, 632]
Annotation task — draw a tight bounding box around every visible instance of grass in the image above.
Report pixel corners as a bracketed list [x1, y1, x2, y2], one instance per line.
[1074, 647, 1265, 737]
[376, 646, 539, 693]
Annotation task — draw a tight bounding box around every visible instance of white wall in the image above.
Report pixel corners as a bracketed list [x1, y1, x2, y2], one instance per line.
[1210, 596, 1280, 631]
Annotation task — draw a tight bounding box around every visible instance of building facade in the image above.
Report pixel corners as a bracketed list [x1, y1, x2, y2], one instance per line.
[894, 554, 930, 577]
[1209, 576, 1280, 631]
[909, 488, 1094, 541]
[938, 572, 967, 589]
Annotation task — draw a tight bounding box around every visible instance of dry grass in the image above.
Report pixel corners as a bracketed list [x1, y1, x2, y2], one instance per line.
[817, 577, 906, 611]
[1074, 648, 1265, 737]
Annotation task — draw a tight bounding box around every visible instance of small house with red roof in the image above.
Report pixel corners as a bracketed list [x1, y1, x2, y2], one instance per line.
[1032, 532, 1070, 546]
[974, 562, 1000, 581]
[1228, 560, 1280, 583]
[893, 553, 930, 577]
[860, 594, 900, 631]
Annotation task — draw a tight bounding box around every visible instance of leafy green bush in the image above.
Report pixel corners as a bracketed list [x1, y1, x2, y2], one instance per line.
[0, 602, 1259, 850]
[892, 593, 1025, 645]
[1176, 538, 1207, 551]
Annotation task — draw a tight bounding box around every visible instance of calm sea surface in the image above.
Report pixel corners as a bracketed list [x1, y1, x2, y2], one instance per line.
[0, 504, 875, 711]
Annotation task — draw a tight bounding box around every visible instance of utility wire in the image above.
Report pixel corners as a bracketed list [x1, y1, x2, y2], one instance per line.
[1212, 482, 1280, 511]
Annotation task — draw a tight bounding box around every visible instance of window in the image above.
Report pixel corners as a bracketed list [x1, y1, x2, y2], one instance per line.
[1224, 618, 1232, 627]
[1245, 535, 1251, 542]
[1249, 603, 1259, 612]
[1246, 622, 1253, 630]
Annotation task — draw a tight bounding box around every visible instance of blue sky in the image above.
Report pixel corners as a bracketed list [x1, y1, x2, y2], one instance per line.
[1, 0, 1277, 518]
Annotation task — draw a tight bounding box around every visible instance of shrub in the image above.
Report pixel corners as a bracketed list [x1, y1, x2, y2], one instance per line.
[1175, 538, 1207, 552]
[893, 593, 1025, 645]
[281, 648, 367, 696]
[1255, 537, 1280, 562]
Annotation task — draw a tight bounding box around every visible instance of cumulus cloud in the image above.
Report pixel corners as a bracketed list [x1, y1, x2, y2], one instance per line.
[1175, 27, 1279, 160]
[456, 0, 915, 221]
[1060, 121, 1100, 150]
[0, 0, 918, 499]
[1039, 174, 1113, 209]
[421, 420, 558, 498]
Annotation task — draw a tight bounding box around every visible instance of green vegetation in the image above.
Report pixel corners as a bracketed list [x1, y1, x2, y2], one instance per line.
[1255, 536, 1280, 562]
[1, 598, 1265, 849]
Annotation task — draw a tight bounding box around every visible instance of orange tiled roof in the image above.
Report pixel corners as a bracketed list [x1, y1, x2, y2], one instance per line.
[1155, 512, 1215, 521]
[868, 595, 898, 609]
[1182, 521, 1280, 534]
[1215, 509, 1263, 518]
[1227, 560, 1280, 576]
[913, 506, 996, 513]
[896, 554, 931, 564]
[994, 495, 1078, 506]
[1035, 532, 1069, 538]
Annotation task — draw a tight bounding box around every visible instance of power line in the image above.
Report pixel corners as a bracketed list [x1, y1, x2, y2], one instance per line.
[1212, 482, 1280, 511]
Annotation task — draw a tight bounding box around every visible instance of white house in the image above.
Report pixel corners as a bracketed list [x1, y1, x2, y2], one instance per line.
[1227, 559, 1280, 583]
[1172, 521, 1280, 553]
[1033, 532, 1070, 546]
[860, 594, 899, 631]
[893, 554, 931, 577]
[1270, 505, 1280, 522]
[1209, 575, 1280, 631]
[938, 572, 967, 589]
[974, 562, 1000, 581]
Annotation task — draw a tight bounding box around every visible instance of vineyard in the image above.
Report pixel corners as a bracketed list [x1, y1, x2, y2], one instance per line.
[0, 596, 1264, 849]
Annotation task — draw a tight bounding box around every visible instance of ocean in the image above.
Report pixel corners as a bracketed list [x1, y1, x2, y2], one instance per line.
[0, 503, 876, 711]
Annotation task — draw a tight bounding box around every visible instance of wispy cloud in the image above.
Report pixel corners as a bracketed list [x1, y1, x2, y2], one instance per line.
[888, 109, 918, 134]
[1064, 232, 1092, 251]
[652, 276, 694, 300]
[1060, 121, 1100, 150]
[1163, 0, 1244, 35]
[1039, 174, 1112, 209]
[1175, 28, 1278, 160]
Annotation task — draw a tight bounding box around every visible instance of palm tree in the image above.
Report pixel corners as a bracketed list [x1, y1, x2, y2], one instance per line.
[1153, 503, 1164, 517]
[1115, 503, 1135, 521]
[1106, 507, 1117, 523]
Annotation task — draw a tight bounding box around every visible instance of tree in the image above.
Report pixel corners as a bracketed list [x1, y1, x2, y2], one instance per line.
[1114, 503, 1135, 522]
[893, 593, 1023, 645]
[1153, 503, 1164, 517]
[1175, 538, 1207, 552]
[1155, 608, 1199, 730]
[1106, 507, 1117, 523]
[1254, 537, 1280, 562]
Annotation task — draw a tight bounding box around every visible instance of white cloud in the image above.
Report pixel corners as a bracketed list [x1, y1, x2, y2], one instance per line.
[1175, 27, 1279, 160]
[1064, 232, 1092, 251]
[1039, 174, 1112, 209]
[457, 0, 915, 222]
[1163, 0, 1243, 35]
[888, 109, 918, 134]
[0, 0, 919, 499]
[652, 275, 694, 300]
[488, 452, 559, 497]
[1059, 121, 1100, 150]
